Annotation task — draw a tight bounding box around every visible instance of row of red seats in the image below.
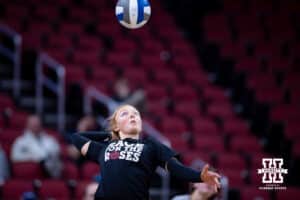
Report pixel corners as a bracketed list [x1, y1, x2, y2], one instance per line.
[204, 0, 300, 143]
[2, 179, 91, 200]
[8, 161, 99, 181]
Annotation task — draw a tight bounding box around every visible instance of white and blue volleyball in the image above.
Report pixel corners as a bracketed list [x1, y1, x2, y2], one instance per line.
[115, 0, 151, 29]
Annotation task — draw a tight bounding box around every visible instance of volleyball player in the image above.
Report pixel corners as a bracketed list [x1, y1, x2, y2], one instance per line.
[71, 104, 220, 200]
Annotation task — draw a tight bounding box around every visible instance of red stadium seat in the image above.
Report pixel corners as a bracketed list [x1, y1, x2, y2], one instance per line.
[82, 162, 100, 180]
[293, 141, 300, 157]
[223, 0, 244, 14]
[146, 100, 168, 117]
[0, 129, 21, 145]
[174, 55, 200, 69]
[153, 69, 178, 84]
[255, 42, 281, 59]
[284, 73, 300, 89]
[270, 104, 300, 122]
[169, 136, 189, 153]
[175, 101, 201, 119]
[193, 118, 219, 135]
[205, 29, 231, 44]
[5, 4, 29, 19]
[276, 187, 300, 200]
[247, 74, 277, 90]
[70, 8, 92, 23]
[220, 41, 247, 59]
[255, 88, 283, 105]
[73, 50, 100, 66]
[223, 118, 250, 136]
[285, 121, 300, 140]
[204, 14, 231, 44]
[161, 117, 188, 135]
[0, 94, 15, 109]
[240, 187, 270, 200]
[34, 5, 58, 20]
[75, 181, 90, 199]
[182, 151, 210, 166]
[124, 68, 148, 87]
[141, 40, 164, 52]
[195, 135, 224, 152]
[65, 67, 85, 83]
[184, 70, 210, 86]
[47, 34, 72, 49]
[217, 153, 245, 170]
[2, 180, 33, 200]
[250, 170, 262, 186]
[221, 169, 245, 187]
[231, 136, 261, 153]
[145, 84, 167, 100]
[235, 58, 261, 74]
[39, 180, 69, 200]
[114, 40, 138, 51]
[250, 0, 273, 14]
[203, 86, 228, 102]
[141, 53, 163, 66]
[93, 68, 116, 82]
[62, 162, 79, 180]
[173, 85, 197, 101]
[267, 58, 289, 73]
[60, 23, 83, 35]
[290, 90, 300, 104]
[12, 162, 44, 180]
[207, 103, 234, 119]
[78, 37, 102, 50]
[250, 153, 273, 170]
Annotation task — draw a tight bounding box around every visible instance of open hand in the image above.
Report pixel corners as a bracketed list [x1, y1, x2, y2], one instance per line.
[200, 164, 221, 192]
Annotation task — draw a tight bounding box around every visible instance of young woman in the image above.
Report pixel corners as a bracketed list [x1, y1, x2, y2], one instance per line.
[71, 104, 220, 200]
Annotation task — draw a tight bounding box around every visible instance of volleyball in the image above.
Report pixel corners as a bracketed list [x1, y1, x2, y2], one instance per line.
[115, 0, 151, 29]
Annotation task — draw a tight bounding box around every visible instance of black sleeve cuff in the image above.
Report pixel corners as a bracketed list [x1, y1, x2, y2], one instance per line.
[167, 158, 201, 182]
[71, 133, 90, 151]
[78, 131, 111, 141]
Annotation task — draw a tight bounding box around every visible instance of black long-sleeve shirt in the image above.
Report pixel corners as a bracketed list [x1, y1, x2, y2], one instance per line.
[71, 133, 201, 200]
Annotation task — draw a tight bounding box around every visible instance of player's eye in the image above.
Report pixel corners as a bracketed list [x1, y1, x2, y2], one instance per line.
[120, 111, 128, 117]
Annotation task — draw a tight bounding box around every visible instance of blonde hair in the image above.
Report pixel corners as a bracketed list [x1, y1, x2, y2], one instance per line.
[107, 104, 132, 140]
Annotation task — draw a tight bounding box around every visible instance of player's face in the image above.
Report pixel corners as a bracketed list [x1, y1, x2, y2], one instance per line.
[115, 105, 142, 136]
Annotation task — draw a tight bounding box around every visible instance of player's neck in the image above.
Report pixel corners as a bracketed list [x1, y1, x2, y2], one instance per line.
[119, 132, 139, 140]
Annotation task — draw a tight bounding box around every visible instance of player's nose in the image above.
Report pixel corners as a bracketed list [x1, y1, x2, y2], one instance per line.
[129, 113, 135, 119]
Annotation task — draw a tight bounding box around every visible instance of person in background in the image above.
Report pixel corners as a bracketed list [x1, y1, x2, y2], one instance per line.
[67, 115, 100, 166]
[83, 182, 99, 200]
[112, 77, 146, 113]
[0, 144, 10, 185]
[11, 115, 62, 178]
[172, 159, 228, 200]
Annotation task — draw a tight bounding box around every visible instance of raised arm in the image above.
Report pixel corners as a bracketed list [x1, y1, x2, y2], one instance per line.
[166, 158, 221, 192]
[71, 133, 91, 156]
[71, 131, 110, 155]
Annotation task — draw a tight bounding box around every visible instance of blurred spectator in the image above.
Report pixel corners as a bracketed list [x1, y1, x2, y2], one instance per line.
[77, 115, 99, 132]
[172, 159, 228, 200]
[67, 115, 100, 166]
[112, 77, 146, 113]
[11, 115, 62, 178]
[83, 182, 99, 200]
[21, 191, 37, 200]
[172, 183, 217, 200]
[2, 107, 12, 128]
[0, 144, 10, 185]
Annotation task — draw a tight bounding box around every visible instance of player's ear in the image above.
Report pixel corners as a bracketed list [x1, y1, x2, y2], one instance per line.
[114, 126, 120, 132]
